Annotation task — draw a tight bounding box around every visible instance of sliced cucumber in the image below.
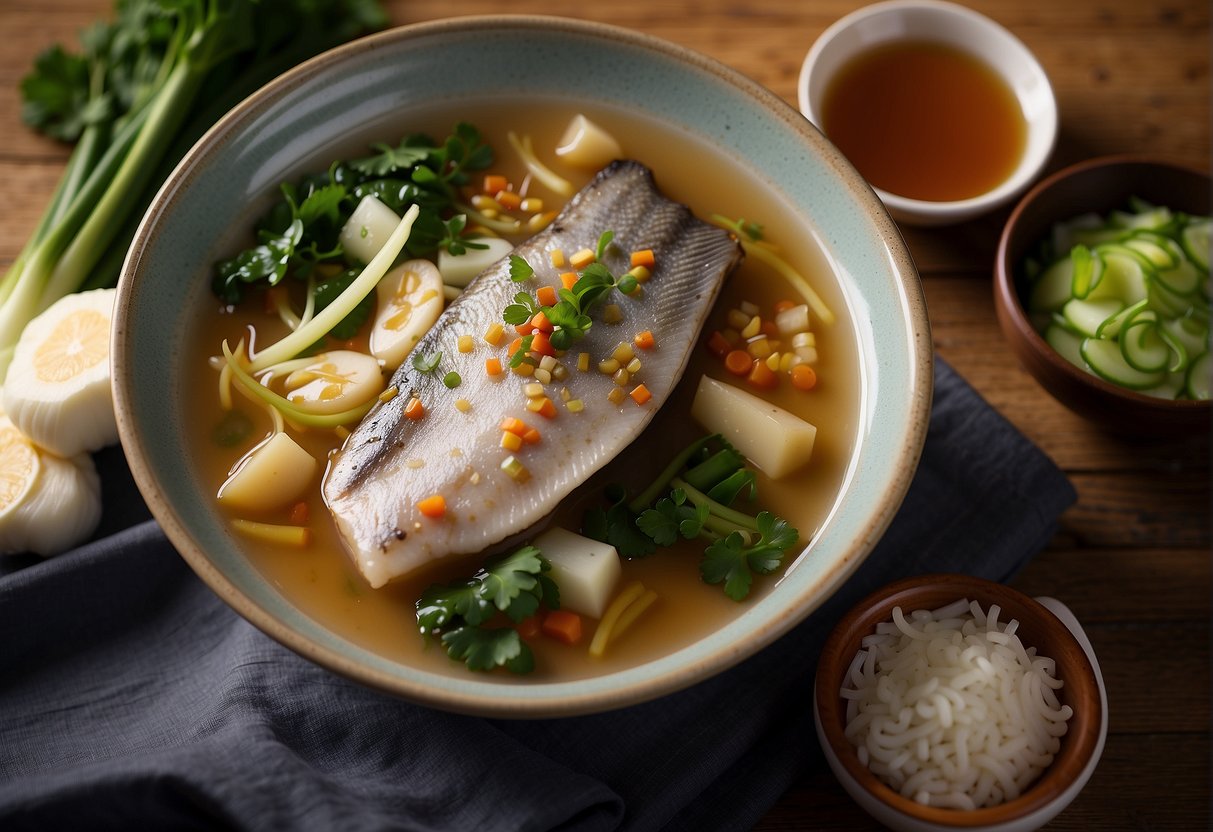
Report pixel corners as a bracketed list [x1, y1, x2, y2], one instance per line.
[1124, 232, 1182, 269]
[1045, 322, 1086, 369]
[1120, 318, 1171, 373]
[1063, 297, 1124, 338]
[1147, 275, 1192, 318]
[1111, 205, 1173, 232]
[1155, 256, 1201, 296]
[1089, 247, 1150, 305]
[1069, 245, 1103, 298]
[1081, 337, 1166, 389]
[1181, 218, 1210, 272]
[1029, 256, 1076, 312]
[1140, 371, 1186, 400]
[1186, 350, 1211, 400]
[1163, 314, 1210, 357]
[1095, 298, 1150, 339]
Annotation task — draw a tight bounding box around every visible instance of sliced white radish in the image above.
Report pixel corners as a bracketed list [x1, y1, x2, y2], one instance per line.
[3, 287, 118, 457]
[281, 350, 384, 415]
[0, 416, 101, 556]
[217, 431, 317, 513]
[369, 259, 445, 370]
[437, 237, 514, 288]
[534, 526, 621, 618]
[691, 376, 817, 479]
[338, 195, 402, 265]
[555, 114, 624, 170]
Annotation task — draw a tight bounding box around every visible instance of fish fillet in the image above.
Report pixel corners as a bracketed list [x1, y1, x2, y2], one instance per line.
[323, 160, 742, 587]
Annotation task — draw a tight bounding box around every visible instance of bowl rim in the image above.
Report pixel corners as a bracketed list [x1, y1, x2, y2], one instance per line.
[814, 573, 1105, 826]
[994, 153, 1211, 412]
[796, 0, 1058, 223]
[113, 14, 933, 717]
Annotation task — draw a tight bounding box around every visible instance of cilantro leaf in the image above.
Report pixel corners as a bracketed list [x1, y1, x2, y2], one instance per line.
[585, 484, 656, 559]
[509, 254, 535, 282]
[701, 532, 754, 602]
[211, 219, 304, 303]
[350, 139, 432, 177]
[412, 351, 442, 374]
[595, 229, 615, 261]
[441, 626, 534, 673]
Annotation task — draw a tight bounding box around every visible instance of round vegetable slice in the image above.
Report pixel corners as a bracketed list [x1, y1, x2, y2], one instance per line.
[1119, 318, 1170, 373]
[1181, 218, 1210, 272]
[1080, 337, 1165, 389]
[369, 259, 445, 370]
[1186, 350, 1211, 400]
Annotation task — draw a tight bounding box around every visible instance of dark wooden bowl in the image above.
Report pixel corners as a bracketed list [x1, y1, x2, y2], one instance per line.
[993, 155, 1211, 434]
[815, 574, 1104, 829]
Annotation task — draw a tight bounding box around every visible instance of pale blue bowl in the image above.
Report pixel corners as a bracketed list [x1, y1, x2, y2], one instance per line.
[112, 16, 932, 717]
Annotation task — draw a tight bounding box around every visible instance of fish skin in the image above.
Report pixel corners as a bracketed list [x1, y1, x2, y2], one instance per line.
[323, 160, 742, 588]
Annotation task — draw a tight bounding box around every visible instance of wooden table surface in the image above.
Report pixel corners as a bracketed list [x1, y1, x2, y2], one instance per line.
[2, 1, 1208, 829]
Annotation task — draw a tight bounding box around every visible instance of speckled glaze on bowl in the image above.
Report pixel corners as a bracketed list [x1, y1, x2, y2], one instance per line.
[814, 574, 1107, 832]
[994, 155, 1211, 434]
[112, 16, 932, 717]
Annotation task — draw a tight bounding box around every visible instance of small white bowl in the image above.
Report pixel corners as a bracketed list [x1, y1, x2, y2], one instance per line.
[798, 0, 1058, 226]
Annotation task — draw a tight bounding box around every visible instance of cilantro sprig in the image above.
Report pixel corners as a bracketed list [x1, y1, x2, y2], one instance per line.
[416, 545, 559, 673]
[584, 435, 799, 601]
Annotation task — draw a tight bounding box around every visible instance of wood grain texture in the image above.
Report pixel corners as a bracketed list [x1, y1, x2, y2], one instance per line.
[0, 1, 1207, 829]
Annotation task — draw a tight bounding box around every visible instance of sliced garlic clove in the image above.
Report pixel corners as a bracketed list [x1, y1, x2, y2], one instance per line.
[281, 350, 384, 415]
[369, 259, 445, 370]
[0, 416, 101, 557]
[2, 287, 118, 458]
[338, 195, 403, 265]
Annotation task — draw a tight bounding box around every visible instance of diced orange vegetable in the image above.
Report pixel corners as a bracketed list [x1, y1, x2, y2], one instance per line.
[706, 331, 732, 359]
[537, 397, 558, 419]
[485, 357, 503, 376]
[517, 614, 544, 641]
[536, 285, 558, 307]
[289, 501, 309, 525]
[633, 330, 656, 350]
[791, 363, 818, 391]
[508, 337, 524, 356]
[530, 331, 556, 357]
[495, 189, 522, 211]
[515, 321, 535, 336]
[530, 311, 554, 333]
[417, 494, 446, 518]
[501, 416, 528, 435]
[630, 384, 652, 405]
[630, 249, 655, 269]
[404, 397, 426, 420]
[560, 271, 579, 290]
[773, 299, 797, 314]
[724, 350, 752, 376]
[522, 427, 542, 445]
[542, 609, 583, 645]
[483, 174, 508, 194]
[761, 320, 780, 339]
[263, 286, 285, 315]
[501, 430, 523, 452]
[747, 359, 779, 389]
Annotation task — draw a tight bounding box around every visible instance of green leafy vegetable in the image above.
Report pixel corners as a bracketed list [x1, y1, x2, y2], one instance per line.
[0, 0, 388, 381]
[584, 435, 799, 600]
[416, 545, 559, 674]
[509, 254, 535, 282]
[412, 351, 443, 374]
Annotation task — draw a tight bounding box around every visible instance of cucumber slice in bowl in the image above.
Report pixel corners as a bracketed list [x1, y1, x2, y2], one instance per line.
[1182, 218, 1210, 273]
[1063, 297, 1124, 338]
[1119, 317, 1172, 373]
[1186, 350, 1211, 400]
[1081, 337, 1166, 389]
[1045, 322, 1086, 369]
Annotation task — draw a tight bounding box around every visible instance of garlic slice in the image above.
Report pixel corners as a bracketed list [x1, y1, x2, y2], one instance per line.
[369, 259, 445, 370]
[281, 350, 384, 415]
[3, 288, 118, 457]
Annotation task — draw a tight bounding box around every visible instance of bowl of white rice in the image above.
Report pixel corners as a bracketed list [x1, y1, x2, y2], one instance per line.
[814, 574, 1106, 832]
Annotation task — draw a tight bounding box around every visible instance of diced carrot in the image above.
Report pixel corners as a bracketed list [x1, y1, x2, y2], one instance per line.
[747, 359, 779, 389]
[536, 397, 558, 419]
[773, 299, 797, 314]
[515, 321, 535, 336]
[483, 174, 508, 194]
[288, 501, 309, 525]
[542, 609, 583, 645]
[522, 427, 542, 445]
[485, 357, 503, 376]
[791, 363, 818, 391]
[501, 416, 528, 435]
[530, 311, 554, 333]
[630, 249, 655, 269]
[630, 384, 652, 405]
[495, 189, 522, 211]
[761, 320, 780, 339]
[417, 494, 446, 518]
[508, 337, 524, 356]
[724, 350, 752, 376]
[530, 330, 556, 357]
[560, 271, 579, 290]
[536, 285, 558, 307]
[705, 331, 732, 359]
[404, 397, 426, 420]
[633, 330, 656, 350]
[517, 614, 544, 640]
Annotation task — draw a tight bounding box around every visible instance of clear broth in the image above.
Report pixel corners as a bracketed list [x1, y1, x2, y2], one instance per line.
[184, 100, 860, 682]
[821, 41, 1027, 202]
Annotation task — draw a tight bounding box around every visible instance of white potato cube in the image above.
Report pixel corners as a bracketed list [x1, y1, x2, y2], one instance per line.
[218, 432, 317, 513]
[534, 527, 621, 619]
[437, 237, 514, 287]
[339, 195, 402, 265]
[554, 114, 624, 170]
[690, 376, 817, 479]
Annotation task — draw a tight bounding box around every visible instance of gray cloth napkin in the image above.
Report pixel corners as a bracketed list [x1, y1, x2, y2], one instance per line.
[0, 358, 1076, 831]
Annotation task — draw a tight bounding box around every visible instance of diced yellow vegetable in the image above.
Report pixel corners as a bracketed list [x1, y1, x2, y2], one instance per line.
[534, 527, 621, 618]
[218, 432, 318, 512]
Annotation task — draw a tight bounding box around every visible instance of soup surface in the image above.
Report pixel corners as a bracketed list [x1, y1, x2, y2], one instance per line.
[185, 100, 860, 682]
[821, 41, 1026, 202]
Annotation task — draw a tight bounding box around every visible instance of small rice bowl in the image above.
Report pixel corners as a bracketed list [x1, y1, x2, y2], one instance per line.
[841, 599, 1073, 810]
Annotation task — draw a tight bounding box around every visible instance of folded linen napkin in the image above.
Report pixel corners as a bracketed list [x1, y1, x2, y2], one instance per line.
[0, 358, 1075, 831]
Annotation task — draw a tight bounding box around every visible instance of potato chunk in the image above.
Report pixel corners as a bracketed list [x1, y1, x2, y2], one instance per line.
[534, 527, 621, 619]
[339, 195, 402, 265]
[218, 432, 317, 513]
[690, 376, 817, 479]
